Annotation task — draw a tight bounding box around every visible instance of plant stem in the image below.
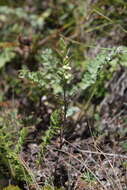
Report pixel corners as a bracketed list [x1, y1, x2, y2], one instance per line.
[60, 82, 67, 148]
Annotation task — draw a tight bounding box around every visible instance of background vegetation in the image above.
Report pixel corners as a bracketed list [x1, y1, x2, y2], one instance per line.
[0, 0, 127, 190]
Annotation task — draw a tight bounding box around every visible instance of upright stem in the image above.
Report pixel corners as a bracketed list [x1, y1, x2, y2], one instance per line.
[60, 82, 67, 148]
[63, 83, 67, 130]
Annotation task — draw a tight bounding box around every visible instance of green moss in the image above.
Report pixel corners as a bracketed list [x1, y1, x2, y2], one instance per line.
[42, 185, 64, 190]
[3, 185, 21, 190]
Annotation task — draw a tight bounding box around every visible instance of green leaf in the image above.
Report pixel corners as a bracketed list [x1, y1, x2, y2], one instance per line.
[0, 48, 15, 69]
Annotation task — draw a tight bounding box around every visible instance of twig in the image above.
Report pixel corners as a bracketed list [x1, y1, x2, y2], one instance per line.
[54, 148, 108, 190]
[64, 139, 127, 159]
